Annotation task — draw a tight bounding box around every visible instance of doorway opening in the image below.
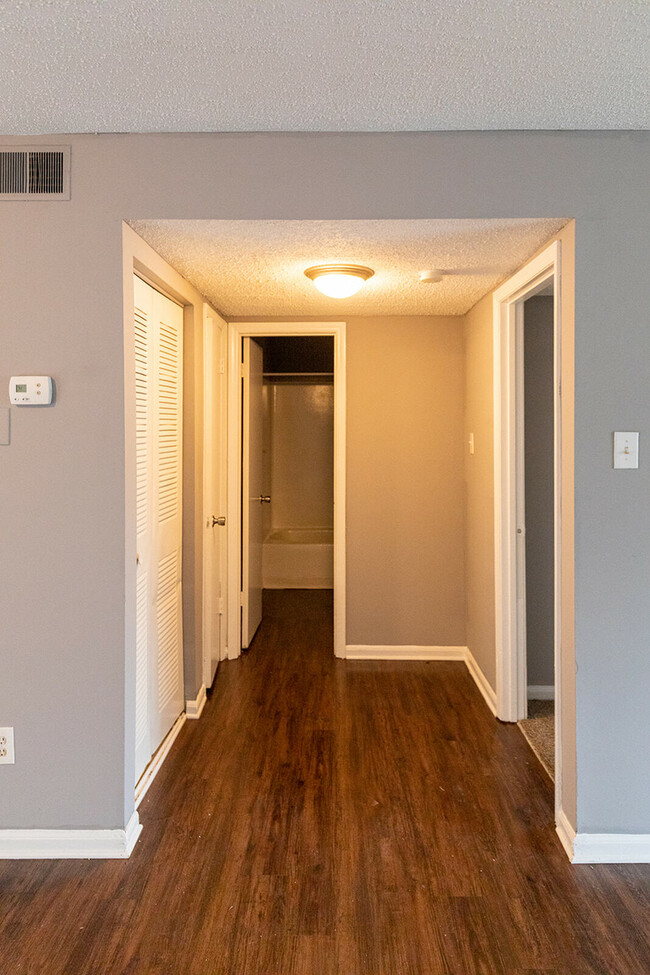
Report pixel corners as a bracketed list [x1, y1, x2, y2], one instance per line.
[493, 240, 563, 822]
[227, 322, 346, 659]
[517, 289, 556, 780]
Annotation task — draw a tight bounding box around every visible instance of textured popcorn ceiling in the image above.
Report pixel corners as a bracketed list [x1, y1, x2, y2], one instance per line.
[1, 1, 648, 132]
[128, 219, 568, 316]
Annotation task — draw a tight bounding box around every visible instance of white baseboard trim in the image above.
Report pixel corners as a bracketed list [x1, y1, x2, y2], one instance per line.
[264, 580, 333, 590]
[464, 649, 498, 716]
[0, 811, 142, 860]
[186, 684, 207, 719]
[572, 832, 650, 864]
[556, 808, 576, 861]
[555, 810, 650, 863]
[528, 684, 555, 700]
[135, 712, 186, 809]
[345, 645, 467, 661]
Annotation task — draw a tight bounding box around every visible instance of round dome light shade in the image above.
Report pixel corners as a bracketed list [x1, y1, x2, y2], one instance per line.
[304, 264, 374, 299]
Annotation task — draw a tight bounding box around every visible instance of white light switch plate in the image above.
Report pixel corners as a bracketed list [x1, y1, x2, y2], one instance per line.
[613, 431, 639, 469]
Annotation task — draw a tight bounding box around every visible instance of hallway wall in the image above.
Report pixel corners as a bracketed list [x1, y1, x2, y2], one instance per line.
[463, 290, 496, 687]
[1, 132, 646, 840]
[346, 315, 466, 647]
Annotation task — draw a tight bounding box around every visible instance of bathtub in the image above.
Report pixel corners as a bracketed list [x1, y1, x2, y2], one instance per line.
[263, 528, 334, 589]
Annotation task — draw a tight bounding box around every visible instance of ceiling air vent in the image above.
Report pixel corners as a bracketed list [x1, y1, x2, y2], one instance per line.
[0, 146, 70, 200]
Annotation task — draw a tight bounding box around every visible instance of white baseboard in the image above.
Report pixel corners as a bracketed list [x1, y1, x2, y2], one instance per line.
[264, 580, 333, 590]
[345, 645, 467, 661]
[555, 810, 650, 863]
[0, 811, 142, 860]
[135, 712, 186, 809]
[556, 808, 576, 860]
[572, 832, 650, 864]
[464, 649, 498, 716]
[186, 684, 207, 719]
[528, 684, 555, 700]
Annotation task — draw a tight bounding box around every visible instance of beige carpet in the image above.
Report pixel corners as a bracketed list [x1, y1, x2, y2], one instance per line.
[518, 700, 554, 780]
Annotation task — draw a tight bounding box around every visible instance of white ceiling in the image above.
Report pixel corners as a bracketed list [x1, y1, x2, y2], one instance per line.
[1, 1, 648, 133]
[128, 218, 568, 316]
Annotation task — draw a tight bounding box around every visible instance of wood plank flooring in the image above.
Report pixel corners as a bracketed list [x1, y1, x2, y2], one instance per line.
[1, 590, 648, 974]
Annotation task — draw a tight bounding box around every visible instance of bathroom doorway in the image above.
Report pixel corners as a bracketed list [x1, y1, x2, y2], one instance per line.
[517, 289, 556, 781]
[226, 322, 347, 658]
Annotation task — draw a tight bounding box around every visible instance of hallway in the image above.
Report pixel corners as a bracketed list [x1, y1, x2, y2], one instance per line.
[1, 591, 648, 974]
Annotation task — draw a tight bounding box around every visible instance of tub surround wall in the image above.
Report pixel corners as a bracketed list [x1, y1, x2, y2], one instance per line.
[266, 382, 334, 532]
[262, 379, 334, 588]
[263, 528, 334, 589]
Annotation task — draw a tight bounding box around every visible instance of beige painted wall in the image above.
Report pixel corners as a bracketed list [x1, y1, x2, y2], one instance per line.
[463, 291, 497, 686]
[462, 222, 576, 825]
[346, 316, 466, 647]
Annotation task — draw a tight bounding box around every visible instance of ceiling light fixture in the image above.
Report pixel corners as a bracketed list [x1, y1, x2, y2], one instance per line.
[419, 269, 444, 283]
[304, 264, 374, 299]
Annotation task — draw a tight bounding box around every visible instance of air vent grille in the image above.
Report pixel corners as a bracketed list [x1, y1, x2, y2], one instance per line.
[0, 147, 70, 200]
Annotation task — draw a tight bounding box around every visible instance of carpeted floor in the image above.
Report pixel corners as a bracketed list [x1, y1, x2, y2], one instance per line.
[518, 699, 554, 780]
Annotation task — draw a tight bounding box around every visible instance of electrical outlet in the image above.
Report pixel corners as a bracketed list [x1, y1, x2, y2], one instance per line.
[0, 727, 15, 764]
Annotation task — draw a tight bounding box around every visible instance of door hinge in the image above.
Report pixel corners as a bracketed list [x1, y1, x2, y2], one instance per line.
[219, 358, 225, 375]
[218, 597, 224, 614]
[240, 591, 244, 605]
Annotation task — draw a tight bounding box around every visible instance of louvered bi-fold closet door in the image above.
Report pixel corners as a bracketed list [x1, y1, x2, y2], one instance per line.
[133, 275, 184, 783]
[134, 275, 153, 783]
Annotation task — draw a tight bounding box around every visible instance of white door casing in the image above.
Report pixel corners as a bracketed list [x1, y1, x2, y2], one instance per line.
[241, 337, 264, 648]
[202, 305, 228, 685]
[133, 274, 185, 782]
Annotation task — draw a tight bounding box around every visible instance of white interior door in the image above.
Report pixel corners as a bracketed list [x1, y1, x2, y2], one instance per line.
[133, 274, 185, 782]
[241, 337, 264, 648]
[203, 305, 228, 686]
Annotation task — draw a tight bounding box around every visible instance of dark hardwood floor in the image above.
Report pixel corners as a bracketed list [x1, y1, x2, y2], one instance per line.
[1, 590, 648, 974]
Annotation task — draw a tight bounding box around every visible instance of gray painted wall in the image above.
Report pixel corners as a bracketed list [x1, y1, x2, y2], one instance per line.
[0, 132, 648, 835]
[524, 296, 555, 688]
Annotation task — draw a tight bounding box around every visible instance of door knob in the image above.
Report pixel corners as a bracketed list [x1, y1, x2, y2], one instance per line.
[258, 496, 271, 504]
[211, 515, 226, 527]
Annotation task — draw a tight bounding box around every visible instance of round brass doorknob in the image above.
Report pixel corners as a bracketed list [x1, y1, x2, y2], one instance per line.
[212, 515, 226, 527]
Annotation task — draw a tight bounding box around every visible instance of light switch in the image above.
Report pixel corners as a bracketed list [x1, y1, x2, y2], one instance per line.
[613, 431, 639, 469]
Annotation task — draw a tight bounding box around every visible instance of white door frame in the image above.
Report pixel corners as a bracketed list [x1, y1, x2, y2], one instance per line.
[227, 322, 346, 659]
[202, 304, 229, 686]
[493, 240, 563, 814]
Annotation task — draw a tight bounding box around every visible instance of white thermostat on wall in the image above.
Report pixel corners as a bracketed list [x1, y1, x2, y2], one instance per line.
[9, 376, 53, 405]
